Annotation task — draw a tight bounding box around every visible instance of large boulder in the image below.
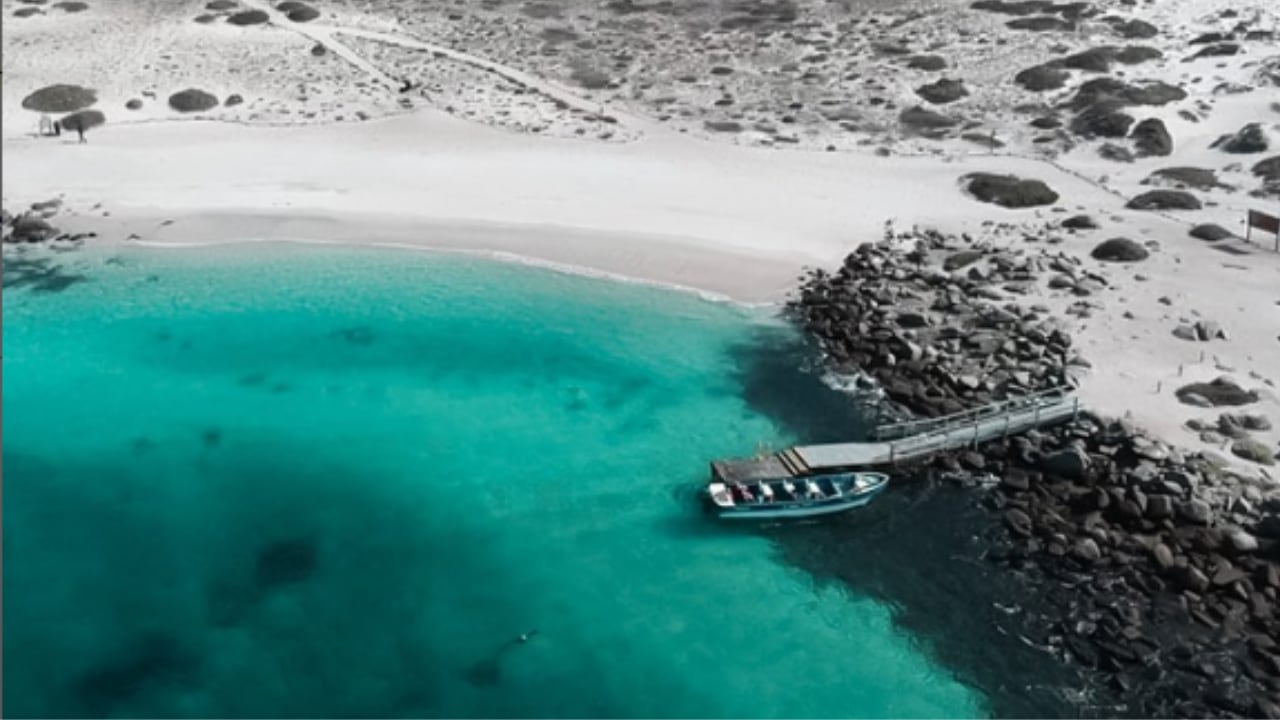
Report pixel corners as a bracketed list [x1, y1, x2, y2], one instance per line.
[1039, 446, 1090, 481]
[1130, 118, 1172, 156]
[1126, 189, 1201, 210]
[963, 173, 1059, 208]
[1091, 237, 1149, 262]
[1212, 123, 1268, 154]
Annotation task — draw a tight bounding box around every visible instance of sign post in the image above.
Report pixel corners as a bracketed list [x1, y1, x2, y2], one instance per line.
[1247, 209, 1280, 252]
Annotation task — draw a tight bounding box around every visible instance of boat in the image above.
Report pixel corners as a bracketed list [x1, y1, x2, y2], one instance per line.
[705, 471, 889, 520]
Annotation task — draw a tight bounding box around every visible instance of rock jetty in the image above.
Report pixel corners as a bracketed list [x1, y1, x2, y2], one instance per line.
[787, 229, 1280, 719]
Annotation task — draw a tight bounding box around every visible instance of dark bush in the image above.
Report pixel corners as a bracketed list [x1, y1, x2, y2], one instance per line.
[226, 9, 268, 24]
[22, 84, 97, 113]
[286, 5, 319, 21]
[59, 109, 105, 132]
[963, 173, 1059, 208]
[168, 88, 219, 112]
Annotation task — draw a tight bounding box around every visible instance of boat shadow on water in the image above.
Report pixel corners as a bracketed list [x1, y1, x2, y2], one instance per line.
[463, 631, 539, 688]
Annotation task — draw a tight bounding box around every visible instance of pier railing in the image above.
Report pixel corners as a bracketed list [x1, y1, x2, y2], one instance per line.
[870, 385, 1076, 442]
[878, 389, 1080, 465]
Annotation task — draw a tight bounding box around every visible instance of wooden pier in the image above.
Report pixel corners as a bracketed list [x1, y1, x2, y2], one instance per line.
[712, 386, 1080, 482]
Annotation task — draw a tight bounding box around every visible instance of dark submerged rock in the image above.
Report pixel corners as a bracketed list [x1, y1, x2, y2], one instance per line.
[254, 538, 318, 588]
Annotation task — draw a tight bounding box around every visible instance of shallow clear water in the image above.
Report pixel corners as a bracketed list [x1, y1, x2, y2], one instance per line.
[3, 244, 984, 718]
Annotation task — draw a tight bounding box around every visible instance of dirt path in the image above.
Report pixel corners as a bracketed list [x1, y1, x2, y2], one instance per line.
[235, 0, 646, 130]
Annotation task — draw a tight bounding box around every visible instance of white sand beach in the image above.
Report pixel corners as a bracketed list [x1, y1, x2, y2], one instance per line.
[3, 0, 1278, 474]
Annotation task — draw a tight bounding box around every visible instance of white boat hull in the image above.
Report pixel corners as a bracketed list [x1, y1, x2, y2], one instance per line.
[706, 472, 889, 520]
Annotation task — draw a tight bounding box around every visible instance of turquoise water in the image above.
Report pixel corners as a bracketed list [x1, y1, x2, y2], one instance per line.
[3, 244, 984, 718]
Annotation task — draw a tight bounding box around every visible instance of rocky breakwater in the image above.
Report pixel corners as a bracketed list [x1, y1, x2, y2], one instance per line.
[785, 227, 1086, 420]
[786, 230, 1280, 718]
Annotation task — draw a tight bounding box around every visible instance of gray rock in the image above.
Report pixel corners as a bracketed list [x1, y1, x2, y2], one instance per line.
[1173, 564, 1210, 592]
[1179, 498, 1213, 525]
[1074, 537, 1102, 562]
[1195, 320, 1226, 341]
[1173, 324, 1198, 341]
[1228, 528, 1260, 553]
[1146, 494, 1174, 519]
[1005, 508, 1033, 537]
[1039, 446, 1090, 481]
[1152, 542, 1175, 569]
[1232, 438, 1276, 465]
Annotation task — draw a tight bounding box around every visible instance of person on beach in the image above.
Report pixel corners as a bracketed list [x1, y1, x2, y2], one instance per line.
[53, 120, 61, 137]
[76, 124, 85, 144]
